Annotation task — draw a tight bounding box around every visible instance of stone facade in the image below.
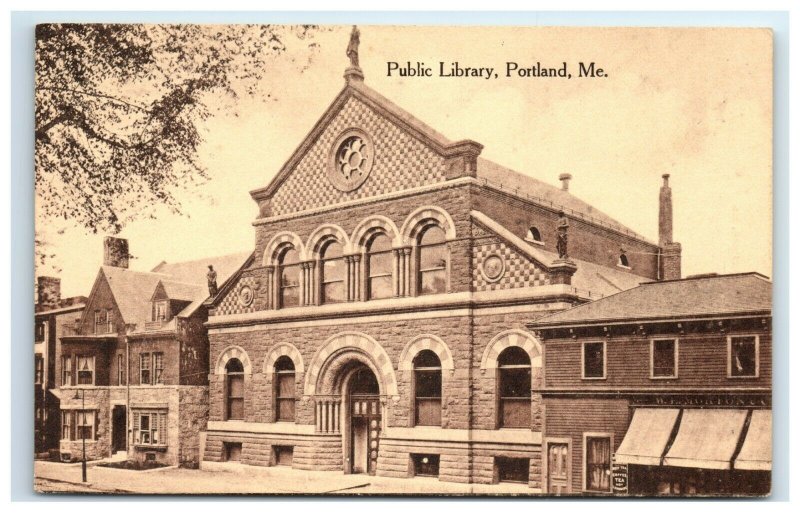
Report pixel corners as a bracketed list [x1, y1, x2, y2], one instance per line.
[202, 73, 662, 490]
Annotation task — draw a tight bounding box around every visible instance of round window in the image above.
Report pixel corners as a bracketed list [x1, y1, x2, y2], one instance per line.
[327, 129, 375, 192]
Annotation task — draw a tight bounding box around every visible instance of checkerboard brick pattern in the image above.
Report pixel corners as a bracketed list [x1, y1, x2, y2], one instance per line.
[216, 276, 258, 316]
[472, 240, 550, 291]
[271, 96, 448, 216]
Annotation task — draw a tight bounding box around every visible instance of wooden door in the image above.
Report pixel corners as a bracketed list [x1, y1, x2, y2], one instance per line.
[547, 442, 570, 494]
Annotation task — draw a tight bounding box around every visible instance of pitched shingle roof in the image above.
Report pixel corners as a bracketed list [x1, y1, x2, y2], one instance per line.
[530, 273, 772, 328]
[101, 251, 250, 331]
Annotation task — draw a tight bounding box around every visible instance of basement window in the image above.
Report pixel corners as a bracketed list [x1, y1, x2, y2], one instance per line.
[412, 453, 440, 478]
[496, 457, 529, 484]
[224, 442, 242, 462]
[273, 445, 293, 466]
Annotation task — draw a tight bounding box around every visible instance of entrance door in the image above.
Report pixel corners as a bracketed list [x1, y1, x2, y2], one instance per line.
[112, 405, 127, 453]
[547, 442, 570, 494]
[348, 367, 381, 475]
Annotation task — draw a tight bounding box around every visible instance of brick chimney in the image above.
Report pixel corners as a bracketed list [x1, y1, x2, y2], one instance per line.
[559, 173, 573, 191]
[658, 174, 682, 280]
[103, 236, 130, 269]
[36, 276, 61, 309]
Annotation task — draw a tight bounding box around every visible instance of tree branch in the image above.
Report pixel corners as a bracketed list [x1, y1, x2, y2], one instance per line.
[38, 86, 149, 112]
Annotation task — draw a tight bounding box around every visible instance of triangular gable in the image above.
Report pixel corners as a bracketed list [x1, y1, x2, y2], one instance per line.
[150, 281, 168, 302]
[75, 268, 121, 335]
[251, 81, 483, 218]
[471, 210, 555, 270]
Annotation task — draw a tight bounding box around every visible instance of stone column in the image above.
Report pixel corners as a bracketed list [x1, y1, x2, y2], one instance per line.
[265, 266, 275, 309]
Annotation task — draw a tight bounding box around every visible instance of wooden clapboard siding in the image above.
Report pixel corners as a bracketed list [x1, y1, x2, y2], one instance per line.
[544, 396, 631, 493]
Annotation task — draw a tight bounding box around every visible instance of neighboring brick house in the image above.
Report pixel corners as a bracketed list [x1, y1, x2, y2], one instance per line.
[34, 277, 87, 457]
[200, 55, 680, 489]
[52, 237, 248, 467]
[528, 273, 772, 496]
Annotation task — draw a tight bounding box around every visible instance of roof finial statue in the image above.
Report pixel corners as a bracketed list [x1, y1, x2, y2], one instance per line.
[344, 25, 364, 83]
[556, 211, 569, 259]
[207, 265, 218, 297]
[346, 25, 360, 68]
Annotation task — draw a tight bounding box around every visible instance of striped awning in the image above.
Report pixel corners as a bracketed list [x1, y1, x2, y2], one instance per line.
[663, 409, 748, 470]
[614, 408, 680, 466]
[734, 410, 772, 471]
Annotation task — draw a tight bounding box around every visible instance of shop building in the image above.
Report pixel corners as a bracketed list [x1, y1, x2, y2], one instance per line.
[528, 272, 772, 496]
[52, 237, 247, 467]
[200, 33, 679, 489]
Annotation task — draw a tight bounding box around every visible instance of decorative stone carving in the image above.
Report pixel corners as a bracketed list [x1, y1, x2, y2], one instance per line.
[328, 129, 375, 192]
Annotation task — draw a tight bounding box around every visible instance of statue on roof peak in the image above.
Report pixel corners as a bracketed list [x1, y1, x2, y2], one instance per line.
[346, 25, 360, 68]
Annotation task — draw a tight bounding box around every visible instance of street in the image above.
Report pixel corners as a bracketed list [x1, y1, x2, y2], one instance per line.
[34, 461, 542, 496]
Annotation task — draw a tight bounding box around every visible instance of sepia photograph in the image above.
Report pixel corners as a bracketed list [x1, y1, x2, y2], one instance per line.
[31, 22, 773, 496]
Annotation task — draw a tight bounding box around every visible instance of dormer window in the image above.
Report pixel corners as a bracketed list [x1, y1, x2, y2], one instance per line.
[526, 226, 544, 244]
[154, 300, 168, 322]
[618, 253, 630, 268]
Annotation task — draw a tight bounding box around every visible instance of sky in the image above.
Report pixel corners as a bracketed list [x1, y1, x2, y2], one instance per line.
[36, 25, 773, 298]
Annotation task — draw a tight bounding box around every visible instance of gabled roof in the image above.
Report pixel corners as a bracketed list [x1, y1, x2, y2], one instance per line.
[530, 273, 772, 328]
[93, 251, 250, 332]
[472, 210, 650, 299]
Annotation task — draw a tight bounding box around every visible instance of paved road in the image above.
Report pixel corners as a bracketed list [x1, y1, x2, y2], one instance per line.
[34, 461, 541, 496]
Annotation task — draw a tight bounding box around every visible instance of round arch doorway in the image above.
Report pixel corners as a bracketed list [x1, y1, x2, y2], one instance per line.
[344, 365, 381, 475]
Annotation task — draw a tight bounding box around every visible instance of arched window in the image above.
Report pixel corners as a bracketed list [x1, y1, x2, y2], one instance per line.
[279, 247, 301, 308]
[225, 358, 244, 421]
[320, 240, 346, 304]
[274, 356, 295, 422]
[417, 225, 448, 295]
[497, 347, 531, 429]
[618, 253, 629, 267]
[367, 233, 393, 300]
[527, 227, 542, 243]
[413, 350, 442, 426]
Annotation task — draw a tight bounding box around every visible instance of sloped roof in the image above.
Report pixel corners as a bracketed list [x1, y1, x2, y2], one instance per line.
[472, 210, 650, 299]
[530, 273, 772, 328]
[156, 279, 207, 302]
[476, 158, 651, 243]
[100, 251, 250, 331]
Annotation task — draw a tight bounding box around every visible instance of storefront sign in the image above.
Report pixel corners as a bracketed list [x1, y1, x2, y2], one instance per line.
[631, 394, 770, 408]
[612, 463, 628, 494]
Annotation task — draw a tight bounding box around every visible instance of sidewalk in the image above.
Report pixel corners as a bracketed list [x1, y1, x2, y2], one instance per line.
[34, 460, 542, 495]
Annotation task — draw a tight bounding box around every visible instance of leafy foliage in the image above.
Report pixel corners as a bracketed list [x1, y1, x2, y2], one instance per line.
[35, 24, 321, 241]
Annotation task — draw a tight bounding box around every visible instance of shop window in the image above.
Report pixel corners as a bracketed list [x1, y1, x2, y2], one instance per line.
[133, 409, 167, 446]
[153, 352, 164, 384]
[224, 442, 242, 462]
[273, 445, 294, 466]
[412, 453, 440, 477]
[140, 353, 151, 385]
[76, 355, 95, 385]
[651, 339, 678, 378]
[76, 410, 95, 440]
[497, 347, 531, 428]
[417, 225, 448, 295]
[274, 356, 295, 422]
[728, 336, 759, 378]
[62, 355, 73, 386]
[526, 226, 543, 244]
[367, 233, 393, 300]
[226, 358, 245, 420]
[413, 350, 442, 426]
[496, 457, 529, 484]
[584, 435, 612, 493]
[582, 342, 606, 379]
[35, 355, 44, 384]
[279, 247, 301, 308]
[320, 240, 346, 304]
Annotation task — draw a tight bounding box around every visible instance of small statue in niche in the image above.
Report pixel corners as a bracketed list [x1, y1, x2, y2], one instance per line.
[556, 211, 569, 259]
[346, 25, 360, 68]
[207, 265, 218, 297]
